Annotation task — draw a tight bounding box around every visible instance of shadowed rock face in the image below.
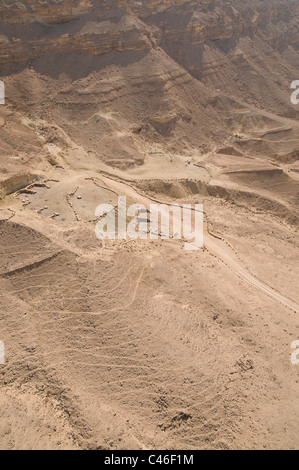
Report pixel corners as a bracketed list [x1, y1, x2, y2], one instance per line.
[0, 0, 298, 171]
[131, 0, 299, 78]
[0, 1, 154, 64]
[0, 1, 298, 64]
[0, 1, 298, 115]
[131, 0, 299, 47]
[0, 5, 297, 181]
[0, 0, 93, 23]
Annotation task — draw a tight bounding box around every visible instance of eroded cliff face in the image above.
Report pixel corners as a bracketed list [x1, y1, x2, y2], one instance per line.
[0, 0, 93, 23]
[130, 0, 299, 112]
[1, 0, 298, 65]
[0, 0, 298, 167]
[130, 0, 299, 48]
[0, 1, 156, 64]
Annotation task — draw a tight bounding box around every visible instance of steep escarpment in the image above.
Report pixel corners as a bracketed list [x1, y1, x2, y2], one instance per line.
[1, 0, 298, 173]
[0, 1, 155, 65]
[130, 0, 299, 50]
[130, 0, 299, 115]
[0, 0, 93, 23]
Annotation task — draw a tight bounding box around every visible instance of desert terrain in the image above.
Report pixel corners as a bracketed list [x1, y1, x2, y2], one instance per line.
[0, 0, 299, 450]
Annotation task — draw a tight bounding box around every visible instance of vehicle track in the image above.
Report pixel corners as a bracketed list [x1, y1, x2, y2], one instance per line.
[99, 174, 299, 315]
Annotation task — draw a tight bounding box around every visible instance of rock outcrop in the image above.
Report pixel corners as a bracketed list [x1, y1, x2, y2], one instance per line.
[0, 0, 298, 167]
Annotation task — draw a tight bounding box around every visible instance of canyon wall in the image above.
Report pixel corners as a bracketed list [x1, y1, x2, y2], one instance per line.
[0, 1, 298, 168]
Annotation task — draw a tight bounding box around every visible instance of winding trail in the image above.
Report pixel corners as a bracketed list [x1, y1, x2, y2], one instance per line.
[99, 174, 299, 315]
[205, 234, 299, 314]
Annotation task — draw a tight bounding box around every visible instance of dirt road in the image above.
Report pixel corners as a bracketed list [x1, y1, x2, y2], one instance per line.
[100, 174, 299, 315]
